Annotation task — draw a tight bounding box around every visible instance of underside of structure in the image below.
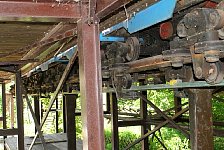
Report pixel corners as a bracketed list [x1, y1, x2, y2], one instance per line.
[0, 0, 224, 149]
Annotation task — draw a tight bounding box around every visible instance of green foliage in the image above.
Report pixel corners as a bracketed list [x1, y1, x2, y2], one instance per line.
[214, 137, 224, 150]
[212, 95, 224, 122]
[75, 116, 83, 139]
[118, 98, 140, 113]
[159, 128, 190, 150]
[148, 89, 174, 111]
[212, 95, 224, 149]
[105, 129, 141, 150]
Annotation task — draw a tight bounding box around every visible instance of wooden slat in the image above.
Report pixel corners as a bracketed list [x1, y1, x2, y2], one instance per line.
[5, 133, 83, 150]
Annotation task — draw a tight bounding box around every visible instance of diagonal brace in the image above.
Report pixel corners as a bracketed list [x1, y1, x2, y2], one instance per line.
[29, 49, 78, 150]
[124, 107, 189, 150]
[20, 77, 47, 150]
[139, 93, 190, 138]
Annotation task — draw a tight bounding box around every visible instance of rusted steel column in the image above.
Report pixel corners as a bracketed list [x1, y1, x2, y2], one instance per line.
[140, 90, 149, 150]
[188, 89, 214, 150]
[34, 95, 40, 133]
[174, 96, 182, 121]
[77, 6, 105, 149]
[174, 96, 182, 114]
[15, 71, 24, 150]
[64, 94, 77, 150]
[110, 93, 119, 149]
[106, 93, 111, 113]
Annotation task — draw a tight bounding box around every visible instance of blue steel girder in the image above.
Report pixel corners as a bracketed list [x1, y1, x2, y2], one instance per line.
[102, 0, 177, 36]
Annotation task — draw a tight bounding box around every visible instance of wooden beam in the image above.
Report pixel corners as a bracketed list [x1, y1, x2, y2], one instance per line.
[0, 59, 38, 66]
[0, 129, 18, 136]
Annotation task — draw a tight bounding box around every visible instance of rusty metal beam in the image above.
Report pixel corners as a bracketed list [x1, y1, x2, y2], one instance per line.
[140, 90, 149, 150]
[33, 96, 40, 134]
[127, 55, 170, 73]
[2, 82, 7, 139]
[0, 1, 81, 22]
[88, 0, 97, 22]
[96, 0, 132, 19]
[127, 55, 191, 73]
[77, 5, 105, 149]
[15, 71, 24, 150]
[147, 120, 224, 137]
[64, 94, 77, 150]
[110, 93, 119, 149]
[118, 119, 144, 127]
[188, 89, 214, 149]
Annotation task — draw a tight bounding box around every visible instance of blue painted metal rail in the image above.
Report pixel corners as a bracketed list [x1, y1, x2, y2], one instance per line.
[102, 0, 177, 35]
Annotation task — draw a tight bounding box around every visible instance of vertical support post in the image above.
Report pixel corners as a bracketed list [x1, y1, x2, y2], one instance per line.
[2, 83, 6, 129]
[110, 93, 119, 150]
[55, 97, 59, 133]
[34, 95, 40, 133]
[140, 90, 149, 150]
[174, 96, 182, 114]
[77, 6, 105, 149]
[64, 94, 77, 150]
[188, 89, 214, 150]
[40, 100, 43, 121]
[106, 93, 111, 113]
[15, 71, 24, 150]
[2, 82, 7, 141]
[10, 94, 14, 128]
[62, 95, 66, 133]
[174, 96, 182, 121]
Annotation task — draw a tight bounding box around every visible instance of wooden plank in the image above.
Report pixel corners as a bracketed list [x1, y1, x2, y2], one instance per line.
[5, 133, 83, 150]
